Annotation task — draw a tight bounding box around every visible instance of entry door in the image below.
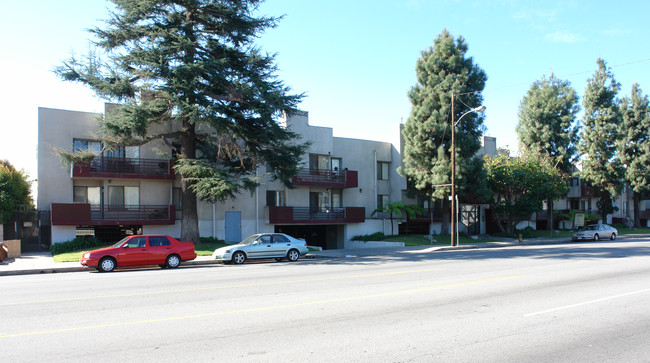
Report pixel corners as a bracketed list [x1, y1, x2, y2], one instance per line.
[225, 211, 242, 243]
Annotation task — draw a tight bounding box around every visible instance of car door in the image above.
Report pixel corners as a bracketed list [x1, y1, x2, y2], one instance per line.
[272, 234, 292, 257]
[117, 236, 148, 266]
[147, 236, 172, 264]
[247, 235, 274, 259]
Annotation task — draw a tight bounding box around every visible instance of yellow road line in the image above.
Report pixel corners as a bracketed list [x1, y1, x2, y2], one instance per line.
[1, 268, 442, 307]
[1, 275, 523, 339]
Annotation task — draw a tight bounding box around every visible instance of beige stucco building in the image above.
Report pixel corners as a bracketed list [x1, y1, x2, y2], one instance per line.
[37, 106, 409, 248]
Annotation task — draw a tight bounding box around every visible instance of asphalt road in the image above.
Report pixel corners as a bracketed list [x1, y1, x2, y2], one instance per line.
[2, 238, 650, 362]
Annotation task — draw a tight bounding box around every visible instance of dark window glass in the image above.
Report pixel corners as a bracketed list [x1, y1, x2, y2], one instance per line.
[273, 234, 290, 243]
[266, 191, 277, 207]
[74, 186, 88, 203]
[149, 236, 170, 247]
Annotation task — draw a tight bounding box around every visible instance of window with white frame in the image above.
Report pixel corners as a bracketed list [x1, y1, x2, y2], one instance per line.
[266, 190, 285, 207]
[73, 186, 101, 205]
[377, 194, 390, 209]
[108, 186, 140, 207]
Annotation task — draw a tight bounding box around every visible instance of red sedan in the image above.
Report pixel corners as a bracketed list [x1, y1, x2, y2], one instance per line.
[80, 235, 197, 272]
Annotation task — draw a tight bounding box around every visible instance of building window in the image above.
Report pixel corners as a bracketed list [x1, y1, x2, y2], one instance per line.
[416, 195, 430, 210]
[332, 191, 342, 208]
[73, 139, 101, 154]
[309, 154, 330, 171]
[105, 145, 139, 158]
[331, 158, 342, 171]
[377, 194, 390, 209]
[377, 162, 389, 180]
[108, 186, 139, 207]
[266, 191, 285, 207]
[73, 186, 101, 205]
[172, 188, 182, 212]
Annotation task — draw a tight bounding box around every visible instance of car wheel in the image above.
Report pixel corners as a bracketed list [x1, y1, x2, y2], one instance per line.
[287, 249, 300, 262]
[610, 233, 616, 240]
[593, 234, 599, 241]
[165, 254, 181, 269]
[232, 251, 246, 264]
[98, 257, 116, 272]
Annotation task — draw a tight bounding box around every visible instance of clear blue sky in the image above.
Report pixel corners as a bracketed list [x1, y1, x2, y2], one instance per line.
[2, 0, 649, 185]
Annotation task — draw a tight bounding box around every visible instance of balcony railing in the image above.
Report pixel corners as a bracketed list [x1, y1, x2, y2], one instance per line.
[268, 206, 365, 224]
[72, 157, 174, 180]
[51, 203, 175, 226]
[292, 168, 358, 188]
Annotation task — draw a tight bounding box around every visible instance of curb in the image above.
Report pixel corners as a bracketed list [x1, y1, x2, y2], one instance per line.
[0, 266, 87, 276]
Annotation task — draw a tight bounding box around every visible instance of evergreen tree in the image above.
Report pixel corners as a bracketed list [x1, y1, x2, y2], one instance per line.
[618, 83, 650, 227]
[399, 30, 487, 234]
[579, 58, 623, 222]
[0, 160, 34, 224]
[516, 73, 580, 230]
[56, 0, 307, 243]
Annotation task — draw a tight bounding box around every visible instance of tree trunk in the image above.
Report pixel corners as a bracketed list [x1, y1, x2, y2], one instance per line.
[546, 199, 553, 231]
[634, 192, 640, 228]
[180, 119, 200, 243]
[600, 192, 610, 224]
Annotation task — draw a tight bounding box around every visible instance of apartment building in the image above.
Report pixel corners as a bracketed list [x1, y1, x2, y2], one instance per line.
[37, 106, 405, 249]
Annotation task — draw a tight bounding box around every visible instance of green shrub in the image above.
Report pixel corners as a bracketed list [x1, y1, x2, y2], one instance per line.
[50, 236, 105, 255]
[200, 236, 225, 244]
[350, 232, 385, 241]
[515, 226, 536, 238]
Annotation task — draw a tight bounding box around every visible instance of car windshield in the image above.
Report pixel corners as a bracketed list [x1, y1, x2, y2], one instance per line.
[239, 234, 261, 246]
[112, 237, 130, 247]
[581, 225, 598, 231]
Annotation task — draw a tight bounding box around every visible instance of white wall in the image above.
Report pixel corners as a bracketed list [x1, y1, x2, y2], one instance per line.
[51, 226, 77, 244]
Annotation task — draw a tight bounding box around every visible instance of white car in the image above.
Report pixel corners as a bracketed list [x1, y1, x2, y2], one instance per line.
[212, 233, 309, 264]
[571, 224, 618, 241]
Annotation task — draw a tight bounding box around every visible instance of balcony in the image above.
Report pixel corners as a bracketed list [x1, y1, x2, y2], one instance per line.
[268, 206, 365, 224]
[51, 203, 175, 226]
[292, 168, 358, 188]
[72, 157, 174, 180]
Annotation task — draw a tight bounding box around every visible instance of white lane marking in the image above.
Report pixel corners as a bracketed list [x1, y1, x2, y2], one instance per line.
[525, 288, 650, 317]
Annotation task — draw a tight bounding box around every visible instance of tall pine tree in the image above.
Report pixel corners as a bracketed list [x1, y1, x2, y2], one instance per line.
[56, 0, 307, 243]
[618, 83, 650, 227]
[400, 30, 488, 234]
[516, 73, 580, 229]
[579, 58, 623, 222]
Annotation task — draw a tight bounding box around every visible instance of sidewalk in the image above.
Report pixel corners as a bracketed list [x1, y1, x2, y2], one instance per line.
[0, 237, 568, 277]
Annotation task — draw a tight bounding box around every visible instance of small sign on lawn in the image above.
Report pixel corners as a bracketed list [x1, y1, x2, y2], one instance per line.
[574, 213, 585, 228]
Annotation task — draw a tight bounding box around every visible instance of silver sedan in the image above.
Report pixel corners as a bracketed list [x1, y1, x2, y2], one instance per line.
[212, 233, 310, 264]
[571, 224, 618, 241]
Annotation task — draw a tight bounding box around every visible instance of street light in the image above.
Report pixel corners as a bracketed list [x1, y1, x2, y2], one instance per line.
[450, 93, 485, 247]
